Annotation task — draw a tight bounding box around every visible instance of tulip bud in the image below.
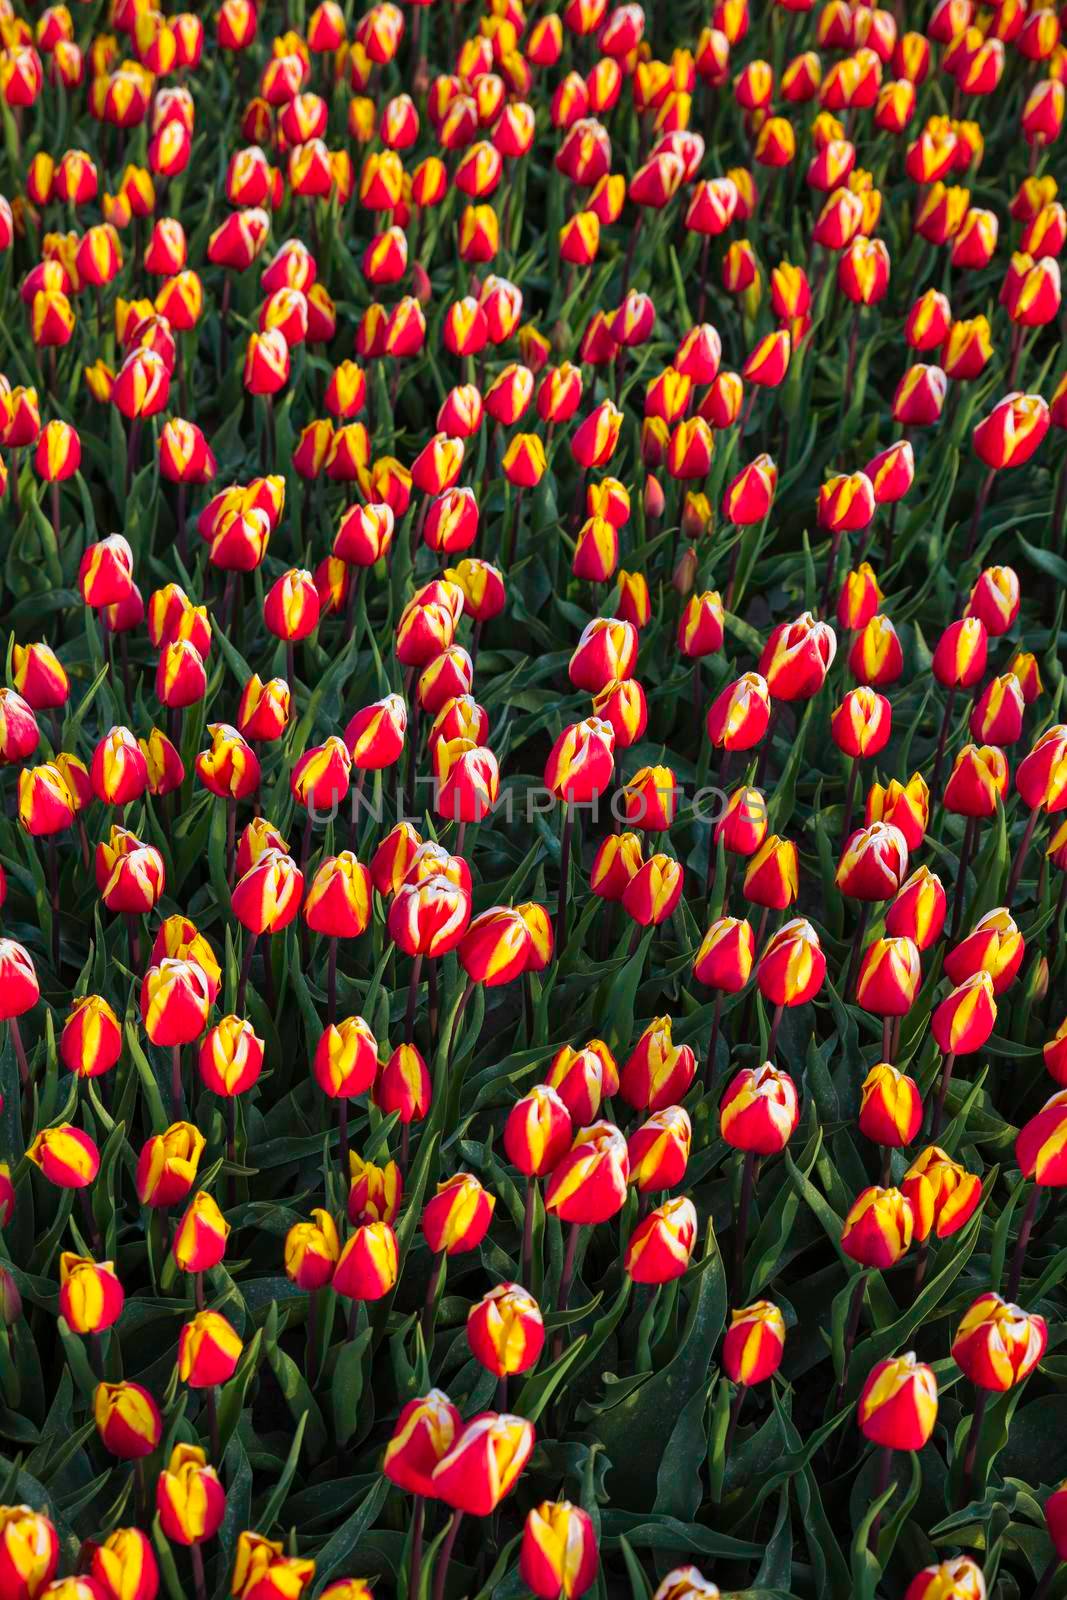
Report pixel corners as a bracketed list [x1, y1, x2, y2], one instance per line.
[94, 1381, 162, 1459]
[422, 1173, 496, 1256]
[721, 1063, 799, 1154]
[333, 1221, 399, 1301]
[90, 1527, 159, 1600]
[0, 1507, 59, 1599]
[178, 1310, 243, 1388]
[858, 1353, 938, 1449]
[722, 1300, 786, 1385]
[431, 1412, 536, 1515]
[625, 1195, 698, 1283]
[952, 1292, 1047, 1390]
[855, 936, 922, 1015]
[931, 972, 997, 1055]
[504, 1085, 573, 1177]
[172, 1191, 229, 1274]
[468, 1283, 545, 1377]
[27, 1124, 100, 1189]
[901, 1146, 982, 1240]
[156, 1443, 226, 1544]
[840, 1185, 914, 1267]
[376, 1044, 431, 1125]
[545, 1121, 629, 1224]
[284, 1209, 341, 1289]
[859, 1063, 923, 1147]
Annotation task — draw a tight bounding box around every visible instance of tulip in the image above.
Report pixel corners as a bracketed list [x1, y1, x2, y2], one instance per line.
[723, 1300, 786, 1387]
[58, 1253, 124, 1334]
[866, 777, 929, 852]
[520, 1502, 598, 1600]
[625, 1196, 698, 1283]
[953, 1292, 1047, 1391]
[27, 1124, 100, 1189]
[857, 1353, 938, 1449]
[855, 937, 922, 1017]
[902, 1146, 982, 1241]
[90, 1528, 159, 1600]
[172, 1191, 229, 1274]
[468, 1283, 544, 1377]
[94, 1381, 162, 1459]
[0, 1507, 59, 1599]
[60, 995, 122, 1080]
[178, 1310, 243, 1388]
[333, 1221, 399, 1302]
[431, 1412, 535, 1515]
[1017, 1090, 1067, 1187]
[721, 1064, 799, 1156]
[841, 1186, 914, 1268]
[284, 1210, 341, 1289]
[859, 1063, 923, 1148]
[156, 1443, 226, 1544]
[384, 1389, 463, 1496]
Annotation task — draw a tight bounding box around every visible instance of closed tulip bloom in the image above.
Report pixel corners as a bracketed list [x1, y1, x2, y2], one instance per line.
[859, 1063, 923, 1147]
[60, 995, 122, 1080]
[0, 939, 39, 1023]
[545, 1121, 629, 1224]
[652, 1569, 721, 1600]
[172, 1190, 229, 1273]
[302, 853, 371, 940]
[263, 568, 319, 642]
[849, 613, 904, 687]
[1017, 725, 1067, 813]
[836, 821, 909, 900]
[627, 1105, 691, 1193]
[721, 1064, 799, 1154]
[855, 936, 922, 1015]
[965, 566, 1019, 637]
[12, 642, 68, 710]
[714, 788, 768, 859]
[376, 1044, 431, 1124]
[933, 617, 988, 689]
[819, 472, 876, 533]
[0, 689, 41, 764]
[693, 917, 756, 993]
[313, 1016, 377, 1099]
[865, 442, 914, 505]
[384, 1389, 463, 1496]
[891, 363, 946, 427]
[743, 835, 800, 911]
[1043, 1021, 1067, 1086]
[348, 1155, 402, 1226]
[544, 717, 615, 803]
[504, 1085, 573, 1177]
[723, 1300, 786, 1385]
[89, 1527, 159, 1600]
[58, 1253, 124, 1334]
[284, 1209, 341, 1289]
[195, 723, 261, 800]
[622, 854, 684, 928]
[156, 1444, 226, 1546]
[589, 832, 643, 903]
[236, 677, 290, 743]
[759, 613, 836, 701]
[178, 1310, 242, 1388]
[931, 972, 997, 1055]
[141, 959, 211, 1048]
[91, 725, 148, 805]
[902, 1146, 981, 1240]
[706, 672, 771, 750]
[94, 1381, 162, 1460]
[27, 1124, 100, 1189]
[952, 1293, 1047, 1390]
[757, 918, 826, 1008]
[333, 1221, 399, 1301]
[18, 763, 75, 836]
[388, 875, 471, 958]
[431, 1412, 535, 1515]
[831, 687, 891, 757]
[547, 1041, 619, 1124]
[903, 1559, 986, 1600]
[136, 1122, 205, 1208]
[973, 393, 1050, 470]
[1017, 1089, 1067, 1184]
[676, 591, 724, 658]
[840, 1185, 914, 1267]
[468, 1283, 544, 1377]
[625, 1195, 698, 1283]
[858, 1353, 938, 1449]
[945, 907, 1024, 995]
[943, 745, 1009, 818]
[232, 850, 304, 934]
[422, 1173, 495, 1256]
[198, 1016, 263, 1098]
[520, 1502, 597, 1600]
[866, 777, 930, 852]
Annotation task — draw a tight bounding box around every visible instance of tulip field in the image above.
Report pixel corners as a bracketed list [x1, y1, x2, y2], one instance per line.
[6, 0, 1067, 1598]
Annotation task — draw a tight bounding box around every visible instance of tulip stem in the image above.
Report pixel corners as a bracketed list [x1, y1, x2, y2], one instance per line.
[1006, 805, 1040, 908]
[705, 992, 723, 1090]
[432, 1511, 463, 1600]
[405, 953, 424, 1044]
[408, 1495, 425, 1600]
[191, 1542, 207, 1600]
[724, 1382, 745, 1470]
[125, 912, 142, 975]
[931, 687, 957, 800]
[327, 937, 338, 1026]
[1006, 1186, 1040, 1302]
[964, 468, 995, 563]
[78, 1187, 103, 1256]
[501, 487, 524, 570]
[840, 755, 860, 851]
[205, 1384, 220, 1462]
[951, 818, 976, 939]
[930, 1053, 956, 1139]
[732, 1152, 757, 1303]
[961, 1386, 989, 1502]
[337, 1099, 348, 1173]
[832, 1271, 868, 1412]
[1033, 1555, 1058, 1600]
[522, 1175, 536, 1285]
[9, 1018, 29, 1088]
[845, 903, 870, 999]
[421, 1250, 445, 1342]
[171, 1044, 183, 1120]
[868, 1446, 893, 1554]
[237, 933, 257, 1014]
[881, 1017, 892, 1063]
[555, 801, 574, 955]
[767, 1003, 784, 1059]
[552, 1222, 582, 1363]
